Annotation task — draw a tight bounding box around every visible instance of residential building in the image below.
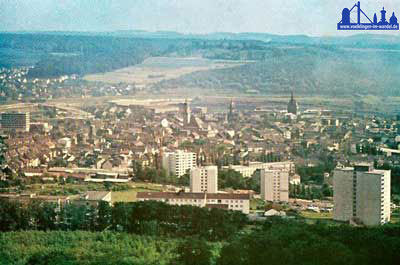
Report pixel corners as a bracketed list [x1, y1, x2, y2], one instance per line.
[260, 169, 289, 202]
[183, 99, 191, 126]
[333, 164, 391, 226]
[162, 150, 197, 177]
[222, 165, 257, 178]
[190, 166, 218, 193]
[137, 192, 250, 214]
[222, 161, 295, 178]
[76, 191, 112, 206]
[0, 112, 30, 132]
[249, 161, 295, 174]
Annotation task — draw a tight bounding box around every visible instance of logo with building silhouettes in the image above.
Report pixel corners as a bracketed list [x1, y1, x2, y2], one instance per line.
[338, 1, 399, 30]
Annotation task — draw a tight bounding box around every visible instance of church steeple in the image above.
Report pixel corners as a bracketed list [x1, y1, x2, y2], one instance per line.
[228, 98, 234, 123]
[287, 90, 299, 115]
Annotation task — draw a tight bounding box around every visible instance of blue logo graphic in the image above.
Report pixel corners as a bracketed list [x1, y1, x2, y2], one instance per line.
[338, 1, 399, 30]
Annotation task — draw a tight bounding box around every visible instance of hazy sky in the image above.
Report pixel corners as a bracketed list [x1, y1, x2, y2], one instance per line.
[1, 0, 400, 36]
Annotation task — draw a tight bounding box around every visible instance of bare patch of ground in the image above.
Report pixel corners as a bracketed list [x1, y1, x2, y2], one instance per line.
[83, 56, 246, 86]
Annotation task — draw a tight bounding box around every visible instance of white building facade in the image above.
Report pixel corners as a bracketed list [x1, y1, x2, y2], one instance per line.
[222, 161, 295, 178]
[162, 150, 197, 177]
[0, 112, 30, 132]
[137, 192, 250, 214]
[333, 165, 391, 226]
[222, 165, 256, 178]
[260, 169, 289, 202]
[190, 166, 218, 193]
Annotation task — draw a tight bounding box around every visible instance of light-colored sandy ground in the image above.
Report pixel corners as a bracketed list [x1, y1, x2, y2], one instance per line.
[83, 56, 245, 85]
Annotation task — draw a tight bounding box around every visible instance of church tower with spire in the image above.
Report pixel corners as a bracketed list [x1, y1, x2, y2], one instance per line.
[287, 91, 299, 115]
[227, 98, 234, 123]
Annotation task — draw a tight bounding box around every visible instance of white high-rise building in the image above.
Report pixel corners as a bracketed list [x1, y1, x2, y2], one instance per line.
[162, 150, 197, 177]
[190, 166, 218, 193]
[0, 112, 30, 132]
[333, 165, 391, 226]
[260, 169, 289, 202]
[183, 99, 191, 126]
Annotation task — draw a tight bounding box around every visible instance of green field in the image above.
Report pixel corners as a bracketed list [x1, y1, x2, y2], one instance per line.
[111, 190, 137, 202]
[250, 198, 265, 211]
[391, 213, 400, 224]
[299, 211, 333, 219]
[2, 181, 169, 203]
[111, 182, 165, 203]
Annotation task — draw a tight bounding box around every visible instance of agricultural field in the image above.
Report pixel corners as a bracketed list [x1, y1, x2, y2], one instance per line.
[83, 56, 245, 86]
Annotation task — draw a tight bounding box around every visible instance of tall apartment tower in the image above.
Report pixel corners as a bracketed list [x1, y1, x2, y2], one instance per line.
[190, 166, 218, 193]
[162, 150, 197, 177]
[333, 164, 391, 226]
[0, 112, 30, 132]
[89, 124, 96, 140]
[260, 169, 289, 202]
[183, 99, 191, 126]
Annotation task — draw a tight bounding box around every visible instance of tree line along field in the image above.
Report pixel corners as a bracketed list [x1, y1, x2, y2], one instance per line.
[0, 199, 399, 265]
[3, 33, 400, 98]
[157, 47, 400, 97]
